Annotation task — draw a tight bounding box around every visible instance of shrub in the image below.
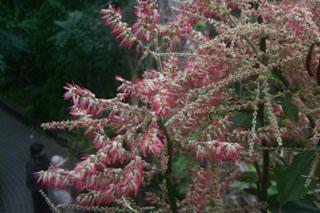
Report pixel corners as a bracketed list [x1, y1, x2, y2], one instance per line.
[38, 1, 320, 212]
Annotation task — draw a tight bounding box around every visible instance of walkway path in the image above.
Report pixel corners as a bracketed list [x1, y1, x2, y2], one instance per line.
[0, 108, 67, 213]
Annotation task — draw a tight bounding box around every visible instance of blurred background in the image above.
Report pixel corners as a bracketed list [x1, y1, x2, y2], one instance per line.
[0, 0, 137, 122]
[0, 0, 140, 156]
[0, 1, 136, 212]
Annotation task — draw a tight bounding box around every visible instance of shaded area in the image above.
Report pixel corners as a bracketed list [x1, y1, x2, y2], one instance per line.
[0, 0, 134, 122]
[0, 108, 67, 213]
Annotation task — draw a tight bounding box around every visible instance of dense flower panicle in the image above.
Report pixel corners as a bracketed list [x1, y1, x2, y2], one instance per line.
[99, 140, 127, 165]
[132, 0, 159, 41]
[64, 83, 104, 117]
[64, 83, 95, 101]
[150, 86, 184, 116]
[77, 190, 114, 206]
[139, 119, 165, 156]
[120, 158, 144, 195]
[262, 1, 317, 38]
[150, 93, 172, 116]
[38, 0, 320, 210]
[115, 75, 133, 98]
[190, 140, 243, 161]
[182, 168, 212, 210]
[101, 5, 136, 48]
[35, 169, 69, 189]
[82, 168, 122, 190]
[272, 104, 284, 117]
[280, 115, 310, 141]
[135, 79, 159, 96]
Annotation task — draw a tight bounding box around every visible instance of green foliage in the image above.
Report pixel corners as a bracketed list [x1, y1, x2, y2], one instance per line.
[0, 0, 135, 162]
[49, 6, 130, 99]
[0, 55, 6, 72]
[60, 132, 96, 159]
[0, 0, 134, 121]
[0, 29, 29, 60]
[281, 95, 299, 122]
[0, 54, 7, 86]
[237, 172, 258, 184]
[230, 112, 255, 130]
[276, 151, 317, 206]
[52, 11, 84, 48]
[268, 195, 319, 213]
[173, 154, 194, 176]
[172, 154, 195, 197]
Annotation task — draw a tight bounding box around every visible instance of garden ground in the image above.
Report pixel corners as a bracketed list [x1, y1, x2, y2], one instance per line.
[0, 106, 67, 213]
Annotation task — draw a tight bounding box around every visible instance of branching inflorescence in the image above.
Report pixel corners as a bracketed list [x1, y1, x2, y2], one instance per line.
[38, 0, 320, 212]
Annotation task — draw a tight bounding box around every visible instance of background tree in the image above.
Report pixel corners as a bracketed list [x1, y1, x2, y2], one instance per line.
[0, 0, 135, 121]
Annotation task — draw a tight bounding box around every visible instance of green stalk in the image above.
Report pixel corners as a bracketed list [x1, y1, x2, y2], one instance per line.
[258, 103, 269, 213]
[158, 118, 177, 213]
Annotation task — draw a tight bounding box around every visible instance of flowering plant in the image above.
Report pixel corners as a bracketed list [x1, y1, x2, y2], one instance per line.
[38, 0, 320, 212]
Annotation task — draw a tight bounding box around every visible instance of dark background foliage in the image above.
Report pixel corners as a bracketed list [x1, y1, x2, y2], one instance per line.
[0, 0, 135, 121]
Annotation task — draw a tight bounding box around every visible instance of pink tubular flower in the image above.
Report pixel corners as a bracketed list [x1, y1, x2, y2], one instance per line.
[92, 133, 106, 148]
[191, 140, 243, 161]
[116, 75, 133, 98]
[150, 89, 177, 116]
[208, 95, 224, 106]
[272, 104, 284, 116]
[63, 83, 104, 117]
[100, 140, 127, 165]
[121, 158, 143, 195]
[222, 142, 243, 160]
[101, 5, 136, 48]
[281, 128, 303, 140]
[139, 119, 165, 156]
[135, 79, 160, 96]
[35, 170, 69, 189]
[132, 0, 159, 41]
[182, 168, 211, 210]
[195, 143, 212, 161]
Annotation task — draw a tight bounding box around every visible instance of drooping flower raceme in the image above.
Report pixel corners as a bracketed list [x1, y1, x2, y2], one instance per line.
[38, 0, 320, 211]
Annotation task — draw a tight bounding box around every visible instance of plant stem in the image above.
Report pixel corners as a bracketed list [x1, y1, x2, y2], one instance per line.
[257, 103, 270, 213]
[261, 148, 270, 202]
[254, 162, 262, 200]
[158, 118, 177, 213]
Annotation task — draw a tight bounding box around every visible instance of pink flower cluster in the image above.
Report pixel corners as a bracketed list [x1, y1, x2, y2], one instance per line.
[101, 6, 136, 48]
[38, 0, 320, 210]
[37, 156, 144, 205]
[139, 118, 165, 156]
[190, 140, 243, 161]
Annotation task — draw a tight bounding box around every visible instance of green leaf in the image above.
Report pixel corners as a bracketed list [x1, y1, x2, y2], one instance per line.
[173, 155, 191, 175]
[248, 16, 257, 23]
[268, 194, 319, 213]
[177, 177, 191, 196]
[0, 29, 29, 60]
[233, 81, 243, 99]
[271, 68, 289, 88]
[230, 8, 241, 18]
[237, 172, 258, 183]
[282, 198, 319, 213]
[199, 88, 208, 95]
[282, 95, 299, 122]
[277, 151, 315, 206]
[230, 112, 254, 130]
